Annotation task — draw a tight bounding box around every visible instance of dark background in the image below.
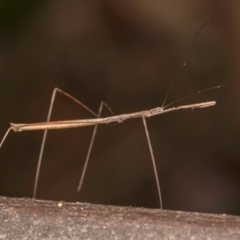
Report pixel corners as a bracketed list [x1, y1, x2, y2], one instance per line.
[0, 0, 239, 215]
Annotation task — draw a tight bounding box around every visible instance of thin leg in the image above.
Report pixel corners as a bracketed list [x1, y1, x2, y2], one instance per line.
[142, 116, 163, 210]
[33, 88, 113, 198]
[0, 127, 13, 149]
[77, 101, 112, 192]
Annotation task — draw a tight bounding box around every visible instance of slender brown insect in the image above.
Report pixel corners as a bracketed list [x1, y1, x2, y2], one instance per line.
[0, 20, 221, 209]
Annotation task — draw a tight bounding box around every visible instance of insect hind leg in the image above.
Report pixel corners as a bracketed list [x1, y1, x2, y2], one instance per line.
[0, 127, 14, 149]
[33, 88, 106, 198]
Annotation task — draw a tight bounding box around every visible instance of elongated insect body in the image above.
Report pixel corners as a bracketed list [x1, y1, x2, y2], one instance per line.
[9, 101, 215, 132]
[0, 20, 221, 210]
[0, 98, 217, 210]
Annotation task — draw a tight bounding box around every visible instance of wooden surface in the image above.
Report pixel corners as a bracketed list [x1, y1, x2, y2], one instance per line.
[0, 196, 240, 239]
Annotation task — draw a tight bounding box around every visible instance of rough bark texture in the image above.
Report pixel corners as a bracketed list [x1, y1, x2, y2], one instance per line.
[0, 196, 240, 240]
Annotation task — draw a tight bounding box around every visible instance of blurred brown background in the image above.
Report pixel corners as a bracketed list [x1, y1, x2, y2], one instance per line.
[0, 0, 240, 215]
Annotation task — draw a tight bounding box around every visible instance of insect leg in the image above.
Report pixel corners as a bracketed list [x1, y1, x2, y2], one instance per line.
[142, 116, 163, 209]
[33, 88, 104, 198]
[77, 101, 114, 193]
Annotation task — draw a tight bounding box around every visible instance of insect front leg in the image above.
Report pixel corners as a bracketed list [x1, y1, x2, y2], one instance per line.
[142, 116, 163, 209]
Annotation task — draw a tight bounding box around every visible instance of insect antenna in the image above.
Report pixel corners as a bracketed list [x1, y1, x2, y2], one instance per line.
[163, 83, 225, 109]
[161, 19, 214, 109]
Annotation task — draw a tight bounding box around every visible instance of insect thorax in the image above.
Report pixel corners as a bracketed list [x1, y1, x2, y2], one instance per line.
[149, 107, 164, 115]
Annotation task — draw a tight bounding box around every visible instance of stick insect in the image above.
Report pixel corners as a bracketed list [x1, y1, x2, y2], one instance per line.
[0, 20, 221, 210]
